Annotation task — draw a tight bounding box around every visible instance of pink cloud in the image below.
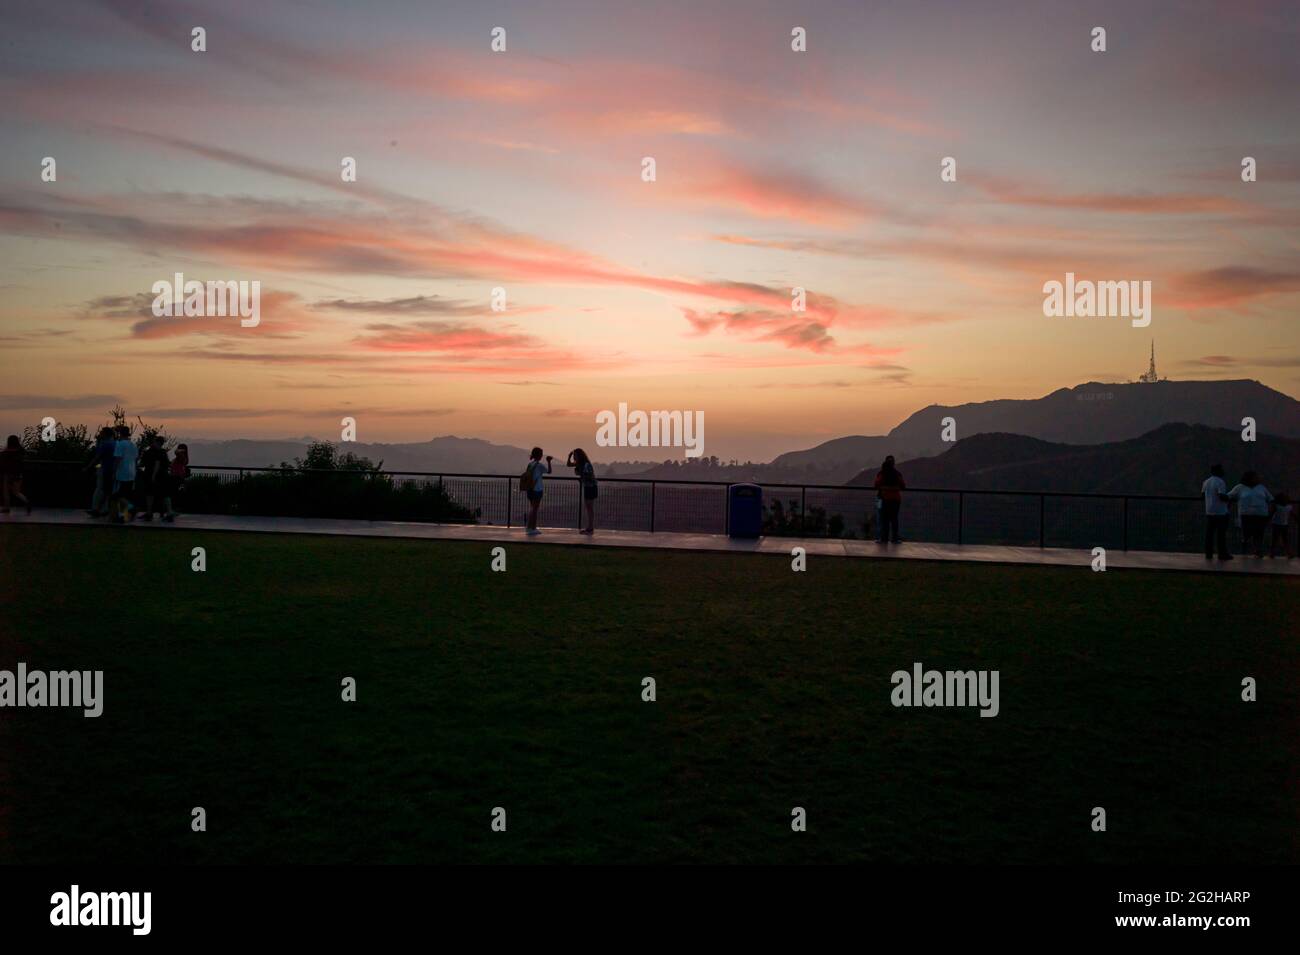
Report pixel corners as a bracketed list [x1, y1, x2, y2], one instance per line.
[666, 162, 885, 226]
[353, 321, 539, 353]
[680, 307, 903, 357]
[1164, 266, 1300, 309]
[968, 175, 1253, 216]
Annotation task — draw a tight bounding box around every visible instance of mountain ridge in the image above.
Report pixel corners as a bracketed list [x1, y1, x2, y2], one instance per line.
[773, 378, 1300, 480]
[172, 379, 1300, 481]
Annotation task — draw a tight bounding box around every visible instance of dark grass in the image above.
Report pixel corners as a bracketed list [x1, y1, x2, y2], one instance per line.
[0, 522, 1296, 864]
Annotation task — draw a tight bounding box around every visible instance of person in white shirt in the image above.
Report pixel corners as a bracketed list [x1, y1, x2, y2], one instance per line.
[110, 425, 140, 523]
[1227, 471, 1273, 558]
[1200, 464, 1232, 560]
[522, 447, 552, 536]
[1268, 492, 1293, 559]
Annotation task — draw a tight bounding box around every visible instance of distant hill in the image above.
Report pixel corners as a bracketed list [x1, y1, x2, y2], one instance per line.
[847, 424, 1300, 496]
[889, 379, 1300, 456]
[183, 435, 532, 473]
[177, 378, 1300, 482]
[767, 435, 900, 482]
[775, 379, 1300, 480]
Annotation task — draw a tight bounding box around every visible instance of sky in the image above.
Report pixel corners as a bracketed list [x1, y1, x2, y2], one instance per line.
[1, 0, 1298, 461]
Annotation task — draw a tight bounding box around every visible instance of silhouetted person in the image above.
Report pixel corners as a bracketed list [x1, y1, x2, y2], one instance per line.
[86, 426, 117, 517]
[1268, 492, 1293, 559]
[1201, 463, 1232, 560]
[1228, 470, 1273, 558]
[567, 448, 598, 534]
[139, 435, 170, 521]
[522, 447, 551, 535]
[873, 455, 905, 543]
[0, 435, 30, 515]
[165, 444, 190, 522]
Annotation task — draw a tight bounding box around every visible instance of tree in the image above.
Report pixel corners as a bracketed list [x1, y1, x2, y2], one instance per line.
[21, 421, 92, 459]
[107, 405, 175, 452]
[284, 440, 380, 472]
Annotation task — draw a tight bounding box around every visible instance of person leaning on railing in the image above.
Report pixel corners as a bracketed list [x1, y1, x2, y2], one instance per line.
[567, 448, 598, 535]
[1227, 470, 1273, 559]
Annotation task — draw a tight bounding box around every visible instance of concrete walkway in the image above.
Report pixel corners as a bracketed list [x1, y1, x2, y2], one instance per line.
[6, 508, 1299, 576]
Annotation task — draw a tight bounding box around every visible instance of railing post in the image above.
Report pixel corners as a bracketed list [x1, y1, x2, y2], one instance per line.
[237, 467, 244, 513]
[577, 478, 582, 529]
[957, 491, 963, 545]
[800, 486, 806, 534]
[649, 481, 656, 533]
[505, 476, 511, 528]
[1038, 494, 1045, 548]
[1123, 497, 1129, 551]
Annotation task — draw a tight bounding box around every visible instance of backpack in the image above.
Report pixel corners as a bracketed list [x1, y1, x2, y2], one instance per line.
[520, 462, 536, 492]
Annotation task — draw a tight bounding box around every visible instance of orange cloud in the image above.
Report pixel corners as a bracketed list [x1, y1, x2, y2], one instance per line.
[354, 322, 539, 353]
[666, 162, 884, 226]
[681, 307, 903, 357]
[1164, 267, 1300, 309]
[4, 185, 933, 337]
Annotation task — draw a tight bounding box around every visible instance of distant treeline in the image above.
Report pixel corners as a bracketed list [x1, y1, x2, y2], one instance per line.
[21, 412, 477, 525]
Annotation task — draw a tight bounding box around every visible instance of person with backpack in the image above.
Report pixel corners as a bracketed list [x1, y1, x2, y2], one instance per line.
[521, 447, 551, 536]
[567, 448, 598, 535]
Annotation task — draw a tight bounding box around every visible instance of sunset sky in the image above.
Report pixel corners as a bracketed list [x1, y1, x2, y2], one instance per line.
[2, 0, 1298, 460]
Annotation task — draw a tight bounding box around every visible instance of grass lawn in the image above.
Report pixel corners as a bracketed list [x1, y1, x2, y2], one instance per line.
[1, 522, 1296, 864]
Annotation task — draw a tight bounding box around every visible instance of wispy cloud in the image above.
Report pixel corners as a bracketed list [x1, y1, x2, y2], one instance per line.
[1165, 267, 1300, 310]
[354, 321, 539, 353]
[0, 394, 122, 410]
[77, 289, 314, 339]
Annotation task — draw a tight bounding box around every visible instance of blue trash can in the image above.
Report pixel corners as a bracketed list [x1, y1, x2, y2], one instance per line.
[728, 483, 763, 538]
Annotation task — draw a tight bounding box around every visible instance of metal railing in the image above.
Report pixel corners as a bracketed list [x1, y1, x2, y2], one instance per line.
[20, 459, 1299, 555]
